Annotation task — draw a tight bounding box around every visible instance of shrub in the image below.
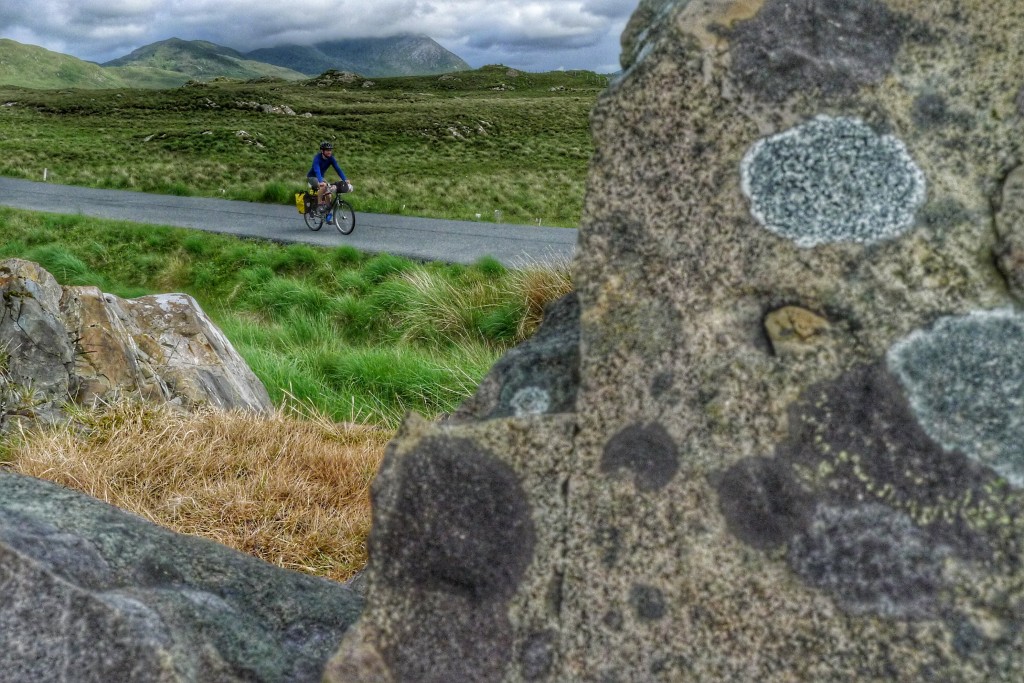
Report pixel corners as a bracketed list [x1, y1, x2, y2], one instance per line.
[23, 245, 96, 286]
[258, 181, 293, 204]
[362, 253, 415, 284]
[473, 255, 507, 277]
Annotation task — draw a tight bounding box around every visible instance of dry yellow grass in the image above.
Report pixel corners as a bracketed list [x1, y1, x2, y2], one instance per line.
[510, 257, 574, 339]
[4, 400, 392, 583]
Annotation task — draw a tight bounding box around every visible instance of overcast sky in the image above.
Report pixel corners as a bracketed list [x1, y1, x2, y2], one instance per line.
[1, 0, 639, 73]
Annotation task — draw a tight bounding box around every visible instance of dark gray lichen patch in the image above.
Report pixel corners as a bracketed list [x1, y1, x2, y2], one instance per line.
[601, 423, 680, 492]
[789, 503, 946, 618]
[919, 197, 971, 230]
[887, 310, 1024, 487]
[729, 0, 904, 101]
[650, 372, 674, 399]
[783, 363, 1009, 563]
[713, 456, 814, 550]
[372, 436, 536, 601]
[713, 361, 1024, 620]
[370, 437, 537, 682]
[594, 525, 623, 568]
[382, 593, 515, 683]
[741, 116, 926, 247]
[630, 584, 667, 621]
[911, 92, 974, 131]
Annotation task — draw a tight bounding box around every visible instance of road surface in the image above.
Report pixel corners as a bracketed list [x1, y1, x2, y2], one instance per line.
[0, 177, 578, 267]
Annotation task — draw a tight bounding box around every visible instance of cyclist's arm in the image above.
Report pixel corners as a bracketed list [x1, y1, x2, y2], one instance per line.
[331, 157, 347, 182]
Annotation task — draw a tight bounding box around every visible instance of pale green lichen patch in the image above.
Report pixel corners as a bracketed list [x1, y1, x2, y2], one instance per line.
[887, 309, 1024, 487]
[740, 116, 926, 247]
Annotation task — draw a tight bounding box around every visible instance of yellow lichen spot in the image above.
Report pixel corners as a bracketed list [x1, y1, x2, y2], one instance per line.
[815, 460, 835, 479]
[674, 0, 768, 50]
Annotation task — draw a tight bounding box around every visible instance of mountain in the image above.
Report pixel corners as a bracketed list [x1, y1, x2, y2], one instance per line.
[102, 38, 308, 82]
[245, 34, 470, 77]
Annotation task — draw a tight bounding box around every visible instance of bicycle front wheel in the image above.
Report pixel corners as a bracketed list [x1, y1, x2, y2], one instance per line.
[330, 199, 355, 235]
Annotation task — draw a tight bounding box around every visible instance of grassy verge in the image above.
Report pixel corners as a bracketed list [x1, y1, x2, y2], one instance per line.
[0, 206, 573, 427]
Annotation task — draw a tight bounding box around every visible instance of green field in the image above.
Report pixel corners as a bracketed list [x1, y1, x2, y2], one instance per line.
[0, 66, 602, 227]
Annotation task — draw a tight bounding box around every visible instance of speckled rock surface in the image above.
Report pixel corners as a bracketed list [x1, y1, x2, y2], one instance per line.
[328, 0, 1024, 680]
[0, 471, 363, 682]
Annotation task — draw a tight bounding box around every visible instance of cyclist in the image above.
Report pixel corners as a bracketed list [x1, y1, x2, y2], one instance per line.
[307, 141, 352, 215]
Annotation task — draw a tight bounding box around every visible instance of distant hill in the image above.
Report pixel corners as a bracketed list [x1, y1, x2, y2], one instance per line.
[245, 35, 470, 77]
[0, 39, 130, 89]
[0, 38, 292, 89]
[102, 38, 308, 82]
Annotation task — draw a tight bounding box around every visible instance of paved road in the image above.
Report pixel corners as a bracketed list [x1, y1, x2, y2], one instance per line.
[0, 177, 578, 267]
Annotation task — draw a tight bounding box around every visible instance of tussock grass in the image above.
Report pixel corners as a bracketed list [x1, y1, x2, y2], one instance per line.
[4, 399, 390, 582]
[507, 256, 575, 338]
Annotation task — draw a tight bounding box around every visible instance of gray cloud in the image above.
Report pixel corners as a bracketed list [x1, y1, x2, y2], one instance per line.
[1, 0, 638, 72]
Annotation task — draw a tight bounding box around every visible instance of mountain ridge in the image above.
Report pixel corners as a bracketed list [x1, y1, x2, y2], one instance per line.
[101, 38, 309, 82]
[0, 35, 470, 89]
[246, 34, 470, 77]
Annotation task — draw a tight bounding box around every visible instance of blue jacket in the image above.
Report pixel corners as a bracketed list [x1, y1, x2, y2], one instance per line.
[308, 152, 346, 183]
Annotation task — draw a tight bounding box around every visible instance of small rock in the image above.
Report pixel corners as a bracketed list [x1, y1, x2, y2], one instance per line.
[763, 306, 830, 356]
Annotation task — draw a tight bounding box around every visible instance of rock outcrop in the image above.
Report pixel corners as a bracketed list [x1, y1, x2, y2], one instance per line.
[0, 258, 272, 430]
[0, 471, 363, 682]
[326, 0, 1024, 680]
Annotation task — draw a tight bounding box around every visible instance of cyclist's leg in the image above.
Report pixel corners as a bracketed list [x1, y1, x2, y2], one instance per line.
[305, 176, 319, 213]
[309, 176, 328, 210]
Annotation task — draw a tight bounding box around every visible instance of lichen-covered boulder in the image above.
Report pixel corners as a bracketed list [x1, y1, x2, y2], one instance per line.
[0, 471, 363, 682]
[0, 258, 272, 430]
[327, 0, 1024, 680]
[450, 293, 580, 422]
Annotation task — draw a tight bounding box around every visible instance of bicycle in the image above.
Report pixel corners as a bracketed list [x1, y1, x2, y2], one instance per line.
[300, 181, 355, 235]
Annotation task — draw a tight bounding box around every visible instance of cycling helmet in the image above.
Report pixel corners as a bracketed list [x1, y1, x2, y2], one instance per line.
[320, 141, 333, 151]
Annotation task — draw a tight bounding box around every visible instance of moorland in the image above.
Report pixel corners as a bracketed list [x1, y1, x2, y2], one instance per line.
[0, 65, 599, 580]
[0, 65, 604, 226]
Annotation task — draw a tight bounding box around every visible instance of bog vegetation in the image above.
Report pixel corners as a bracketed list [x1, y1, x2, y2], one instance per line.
[0, 66, 590, 581]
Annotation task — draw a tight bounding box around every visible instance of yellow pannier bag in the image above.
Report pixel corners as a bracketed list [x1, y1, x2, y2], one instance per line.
[295, 192, 306, 214]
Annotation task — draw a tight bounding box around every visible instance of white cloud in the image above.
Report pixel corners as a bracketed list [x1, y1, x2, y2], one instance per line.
[0, 0, 639, 71]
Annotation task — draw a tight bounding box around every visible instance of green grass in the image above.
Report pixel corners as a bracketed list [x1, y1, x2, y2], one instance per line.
[0, 65, 601, 227]
[0, 207, 573, 427]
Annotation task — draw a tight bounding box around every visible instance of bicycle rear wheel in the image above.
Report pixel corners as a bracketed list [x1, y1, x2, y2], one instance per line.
[304, 201, 324, 231]
[330, 198, 355, 235]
